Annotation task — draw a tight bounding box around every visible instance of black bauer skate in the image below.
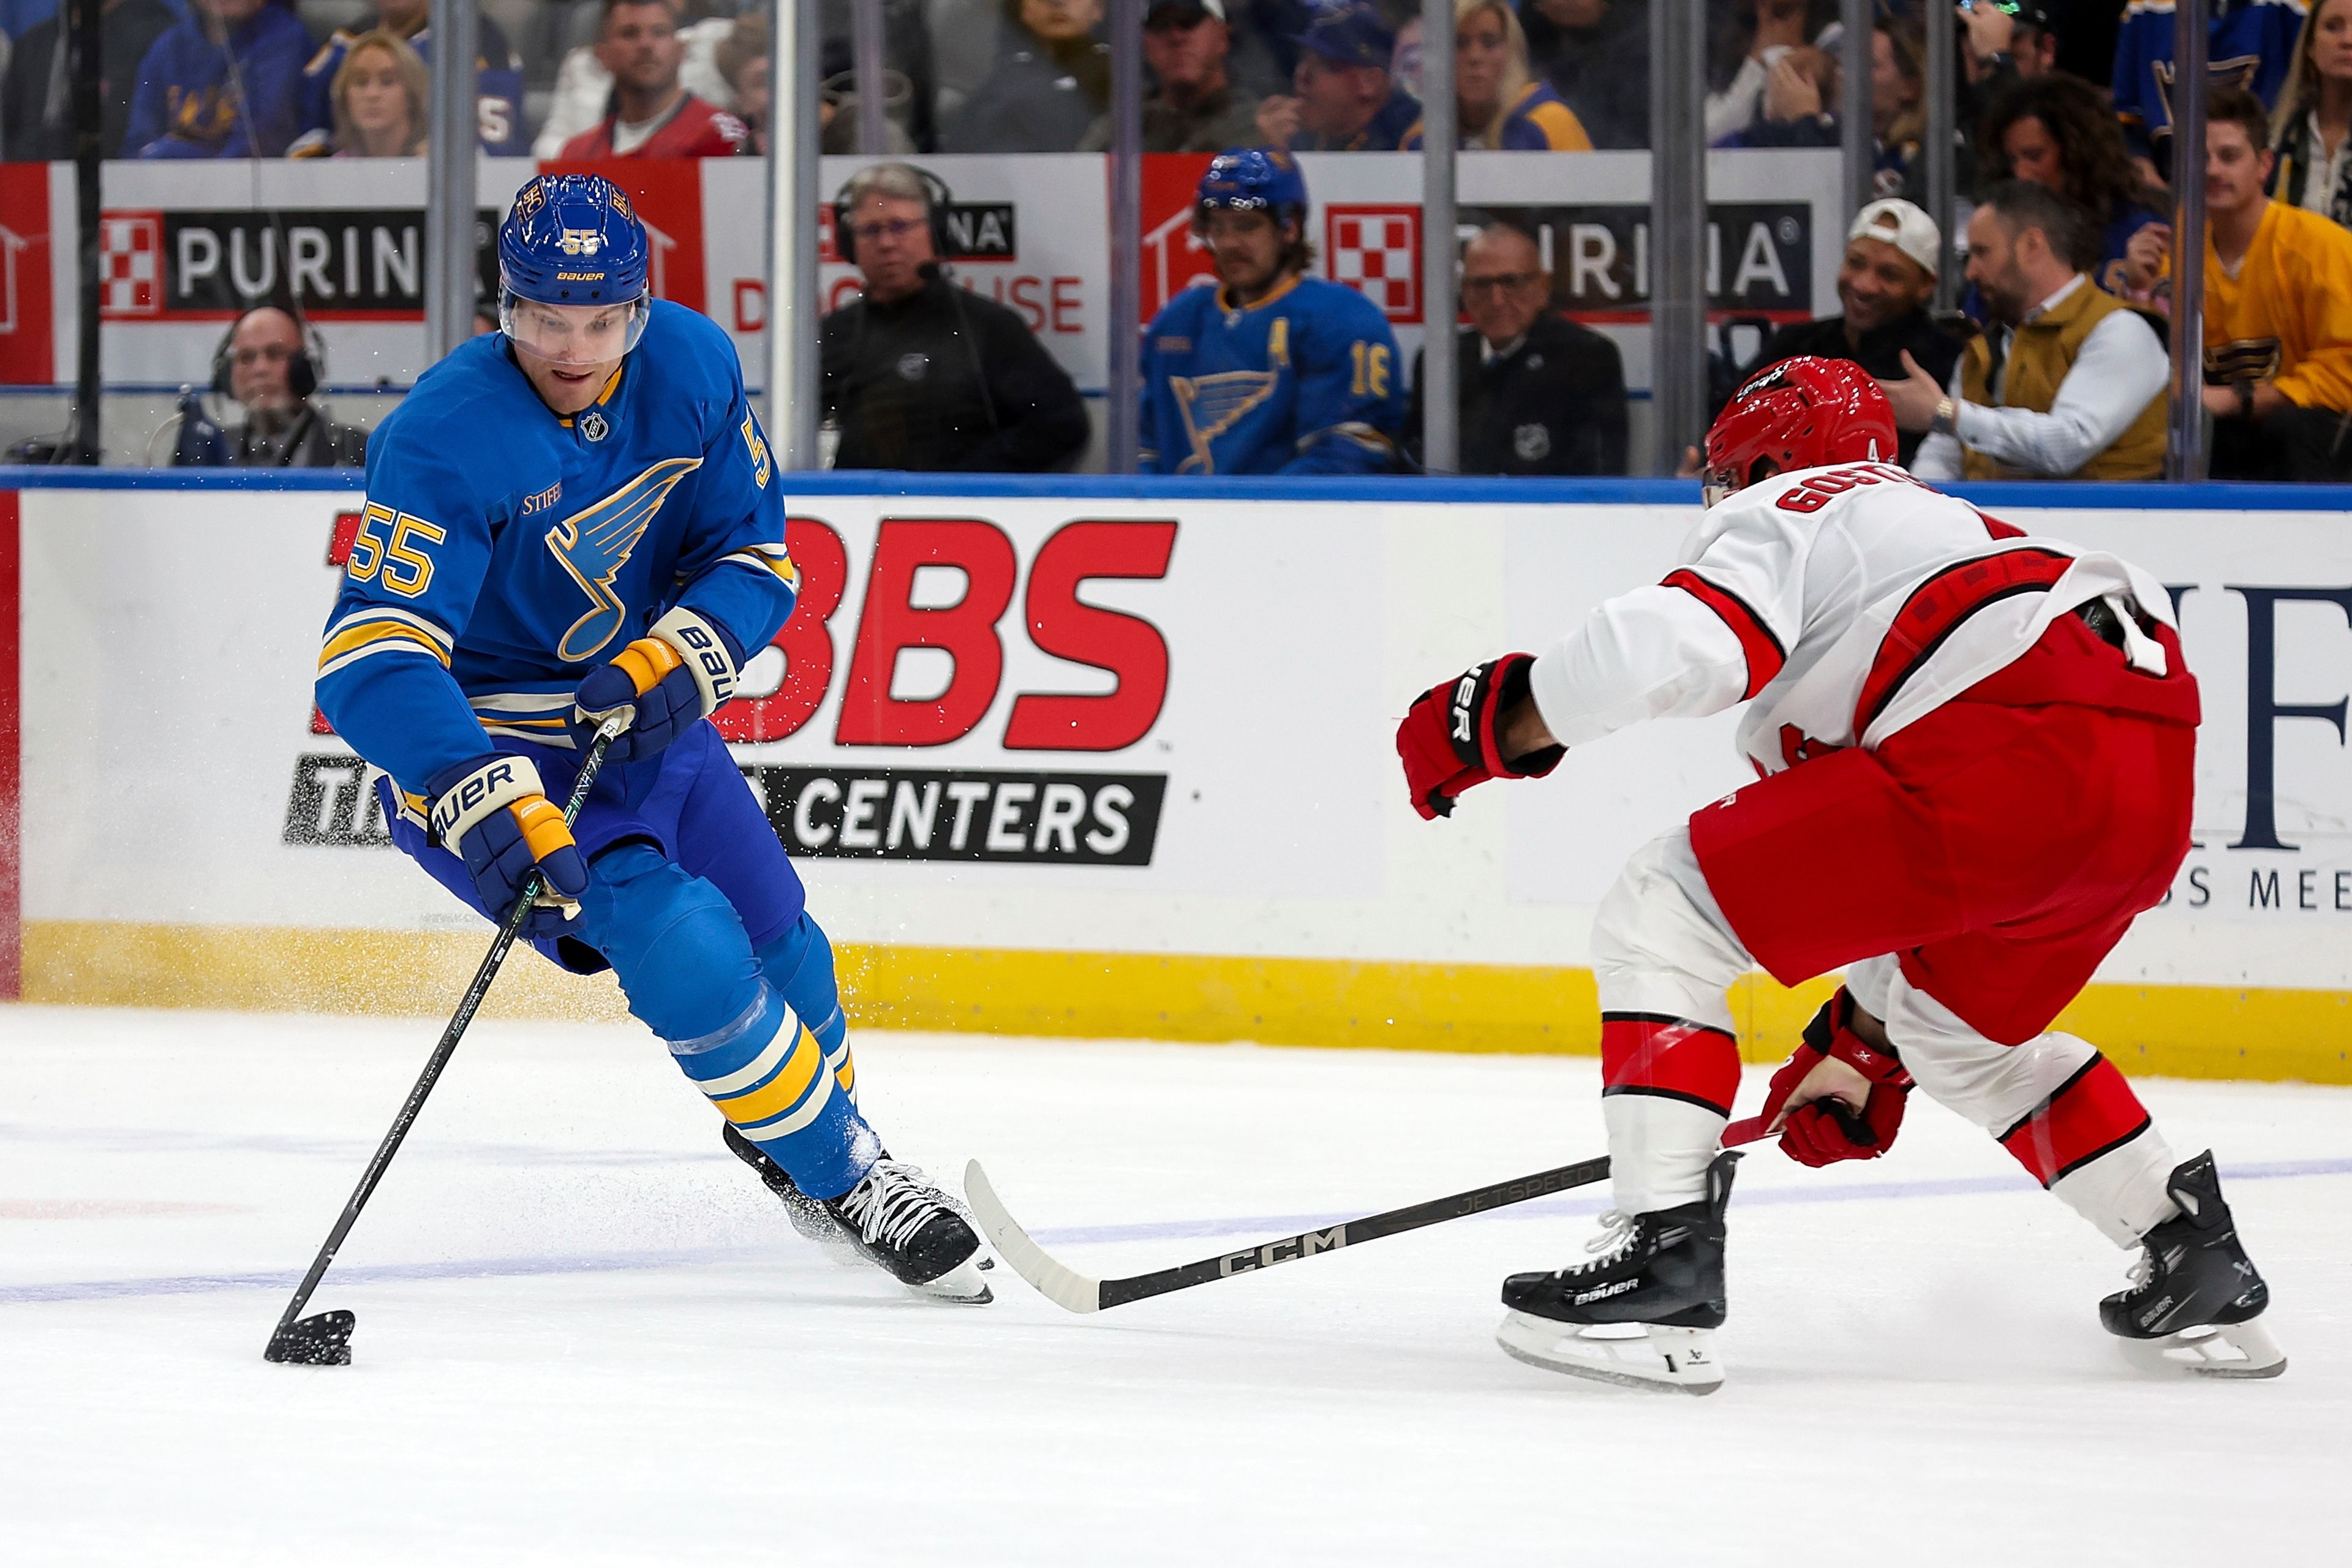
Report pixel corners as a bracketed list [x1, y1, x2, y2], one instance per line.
[1495, 1152, 1738, 1395]
[723, 1126, 993, 1304]
[2102, 1152, 2284, 1379]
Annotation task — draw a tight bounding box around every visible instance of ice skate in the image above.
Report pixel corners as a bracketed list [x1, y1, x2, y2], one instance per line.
[2102, 1152, 2284, 1379]
[826, 1157, 995, 1304]
[1494, 1152, 1737, 1395]
[723, 1123, 860, 1258]
[726, 1128, 992, 1302]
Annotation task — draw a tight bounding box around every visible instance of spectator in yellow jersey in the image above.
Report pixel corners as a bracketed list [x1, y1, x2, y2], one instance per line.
[1403, 0, 1592, 152]
[2130, 88, 2352, 481]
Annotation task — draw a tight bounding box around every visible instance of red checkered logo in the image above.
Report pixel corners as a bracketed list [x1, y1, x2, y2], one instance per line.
[1325, 205, 1420, 323]
[99, 212, 162, 318]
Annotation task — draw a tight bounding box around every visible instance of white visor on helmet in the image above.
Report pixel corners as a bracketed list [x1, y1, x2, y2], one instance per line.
[500, 287, 652, 364]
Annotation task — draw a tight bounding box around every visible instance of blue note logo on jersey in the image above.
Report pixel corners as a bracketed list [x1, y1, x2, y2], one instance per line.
[1171, 371, 1281, 474]
[546, 458, 703, 661]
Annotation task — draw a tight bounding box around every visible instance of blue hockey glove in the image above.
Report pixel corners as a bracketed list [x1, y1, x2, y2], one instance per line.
[570, 606, 745, 761]
[428, 753, 590, 937]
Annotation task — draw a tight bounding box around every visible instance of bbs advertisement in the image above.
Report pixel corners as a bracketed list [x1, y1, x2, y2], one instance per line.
[17, 485, 2352, 993]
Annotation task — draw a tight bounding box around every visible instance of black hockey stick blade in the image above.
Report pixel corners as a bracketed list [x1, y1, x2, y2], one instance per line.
[262, 722, 623, 1366]
[966, 1122, 1773, 1315]
[265, 1310, 356, 1366]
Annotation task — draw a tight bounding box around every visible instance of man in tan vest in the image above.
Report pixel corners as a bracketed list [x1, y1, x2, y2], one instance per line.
[1881, 179, 2168, 481]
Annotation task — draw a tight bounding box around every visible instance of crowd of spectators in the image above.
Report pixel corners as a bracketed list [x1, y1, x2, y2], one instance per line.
[13, 0, 2352, 483]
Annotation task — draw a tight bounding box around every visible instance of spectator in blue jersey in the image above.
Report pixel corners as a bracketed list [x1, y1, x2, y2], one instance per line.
[1403, 0, 1593, 151]
[1979, 71, 2168, 299]
[1254, 2, 1421, 152]
[1140, 149, 1405, 475]
[290, 0, 527, 158]
[123, 0, 311, 158]
[287, 29, 428, 159]
[2113, 0, 2305, 178]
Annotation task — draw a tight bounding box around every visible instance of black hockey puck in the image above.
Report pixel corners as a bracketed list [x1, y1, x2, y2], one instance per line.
[265, 1309, 356, 1365]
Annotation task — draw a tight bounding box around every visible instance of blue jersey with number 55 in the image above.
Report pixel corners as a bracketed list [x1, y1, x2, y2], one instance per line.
[1139, 274, 1404, 476]
[317, 300, 794, 798]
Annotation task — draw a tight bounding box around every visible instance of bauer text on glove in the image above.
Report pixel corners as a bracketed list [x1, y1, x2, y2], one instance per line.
[427, 753, 589, 938]
[1395, 653, 1566, 820]
[570, 606, 747, 760]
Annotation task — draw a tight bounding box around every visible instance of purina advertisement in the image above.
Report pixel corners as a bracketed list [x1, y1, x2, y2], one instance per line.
[6, 151, 1840, 394]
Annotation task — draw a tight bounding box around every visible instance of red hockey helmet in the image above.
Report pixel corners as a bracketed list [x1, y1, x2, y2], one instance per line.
[1701, 356, 1899, 507]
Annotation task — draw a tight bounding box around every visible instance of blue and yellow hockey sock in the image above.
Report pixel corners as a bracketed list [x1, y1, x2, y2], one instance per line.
[753, 911, 857, 1109]
[581, 844, 878, 1200]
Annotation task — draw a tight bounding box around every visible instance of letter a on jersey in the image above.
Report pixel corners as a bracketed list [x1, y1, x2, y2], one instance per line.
[546, 457, 703, 661]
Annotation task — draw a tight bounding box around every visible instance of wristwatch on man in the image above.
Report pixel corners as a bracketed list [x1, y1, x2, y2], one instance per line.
[2234, 381, 2256, 420]
[1931, 396, 1958, 436]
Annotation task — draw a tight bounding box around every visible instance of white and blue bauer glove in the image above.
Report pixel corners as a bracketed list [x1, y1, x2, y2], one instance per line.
[570, 606, 745, 761]
[426, 753, 590, 938]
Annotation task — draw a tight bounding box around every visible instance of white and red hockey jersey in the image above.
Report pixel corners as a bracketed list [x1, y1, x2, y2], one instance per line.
[1528, 461, 2179, 777]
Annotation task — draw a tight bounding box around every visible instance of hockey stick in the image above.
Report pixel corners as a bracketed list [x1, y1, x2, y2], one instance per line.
[966, 1120, 1777, 1316]
[265, 719, 625, 1366]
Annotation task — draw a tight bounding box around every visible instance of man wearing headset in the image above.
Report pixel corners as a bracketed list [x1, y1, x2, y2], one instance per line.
[174, 304, 369, 468]
[816, 162, 1090, 472]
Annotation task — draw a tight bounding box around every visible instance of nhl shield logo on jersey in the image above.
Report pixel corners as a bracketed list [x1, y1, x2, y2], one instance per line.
[579, 410, 611, 443]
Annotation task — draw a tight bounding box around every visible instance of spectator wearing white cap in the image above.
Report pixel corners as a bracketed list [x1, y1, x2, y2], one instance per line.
[1887, 179, 2169, 482]
[1737, 197, 1962, 465]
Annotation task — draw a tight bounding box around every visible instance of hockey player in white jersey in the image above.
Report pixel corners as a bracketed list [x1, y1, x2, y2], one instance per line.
[1396, 356, 2282, 1393]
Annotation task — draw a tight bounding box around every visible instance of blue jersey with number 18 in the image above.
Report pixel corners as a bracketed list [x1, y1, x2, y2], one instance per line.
[316, 300, 794, 799]
[1139, 273, 1404, 476]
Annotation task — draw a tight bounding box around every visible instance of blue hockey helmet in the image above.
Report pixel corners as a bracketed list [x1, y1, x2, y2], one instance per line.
[497, 174, 652, 357]
[1194, 148, 1308, 230]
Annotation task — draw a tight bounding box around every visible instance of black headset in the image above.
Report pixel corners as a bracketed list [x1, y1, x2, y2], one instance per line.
[211, 304, 326, 402]
[832, 164, 956, 266]
[831, 163, 1000, 442]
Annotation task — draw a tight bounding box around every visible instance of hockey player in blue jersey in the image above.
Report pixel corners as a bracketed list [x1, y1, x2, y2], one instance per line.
[315, 173, 991, 1303]
[1139, 149, 1405, 475]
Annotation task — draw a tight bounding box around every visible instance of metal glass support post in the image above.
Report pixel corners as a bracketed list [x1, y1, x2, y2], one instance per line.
[853, 0, 888, 156]
[1649, 0, 1706, 474]
[1419, 0, 1458, 473]
[424, 0, 480, 363]
[766, 1, 823, 467]
[2167, 0, 2209, 481]
[68, 0, 101, 461]
[1107, 0, 1143, 475]
[1924, 1, 1956, 311]
[1839, 0, 1873, 223]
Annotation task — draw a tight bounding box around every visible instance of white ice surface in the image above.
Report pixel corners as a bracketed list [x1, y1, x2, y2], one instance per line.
[2, 1006, 2346, 1567]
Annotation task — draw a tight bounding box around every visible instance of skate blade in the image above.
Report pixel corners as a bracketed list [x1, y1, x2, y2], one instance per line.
[1495, 1311, 1724, 1395]
[2117, 1316, 2287, 1380]
[908, 1253, 995, 1305]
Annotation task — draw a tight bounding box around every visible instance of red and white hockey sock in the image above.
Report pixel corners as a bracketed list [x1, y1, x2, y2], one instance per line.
[1600, 1014, 1741, 1213]
[1997, 1052, 2179, 1245]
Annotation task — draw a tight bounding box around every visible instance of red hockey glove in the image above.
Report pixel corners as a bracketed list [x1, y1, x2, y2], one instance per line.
[1758, 988, 1914, 1167]
[1396, 653, 1566, 820]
